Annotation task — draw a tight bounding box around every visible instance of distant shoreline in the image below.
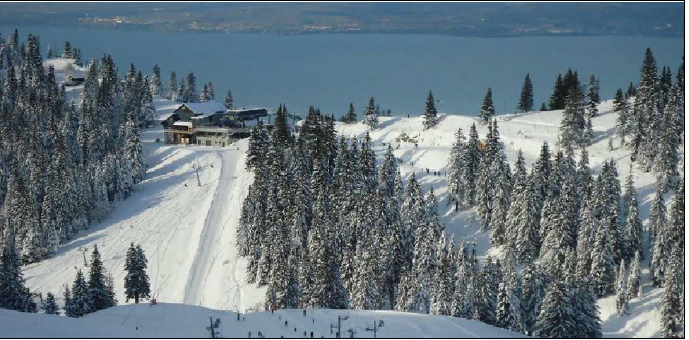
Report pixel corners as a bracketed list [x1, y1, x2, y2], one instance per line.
[2, 23, 684, 39]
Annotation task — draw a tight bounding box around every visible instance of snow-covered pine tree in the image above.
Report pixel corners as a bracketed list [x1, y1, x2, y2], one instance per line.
[430, 232, 449, 316]
[62, 285, 77, 317]
[479, 87, 495, 124]
[0, 238, 36, 312]
[667, 178, 684, 251]
[627, 251, 641, 300]
[655, 84, 681, 192]
[615, 259, 629, 315]
[577, 147, 594, 201]
[614, 88, 631, 145]
[167, 71, 177, 100]
[495, 254, 524, 334]
[273, 104, 294, 149]
[398, 200, 437, 314]
[450, 243, 477, 319]
[446, 127, 466, 212]
[619, 167, 634, 226]
[586, 75, 599, 118]
[42, 292, 60, 315]
[61, 41, 72, 58]
[140, 77, 157, 123]
[461, 123, 482, 206]
[589, 217, 616, 297]
[521, 263, 545, 336]
[487, 141, 513, 246]
[674, 58, 685, 138]
[351, 236, 379, 310]
[399, 173, 425, 273]
[518, 73, 534, 112]
[185, 72, 199, 103]
[122, 109, 146, 184]
[207, 82, 215, 100]
[124, 243, 151, 304]
[535, 279, 576, 338]
[474, 258, 498, 325]
[595, 159, 624, 264]
[624, 188, 644, 262]
[105, 273, 118, 308]
[359, 133, 377, 193]
[630, 48, 660, 168]
[659, 66, 673, 105]
[70, 269, 92, 317]
[476, 124, 496, 231]
[422, 90, 438, 130]
[264, 168, 294, 309]
[575, 199, 597, 282]
[559, 86, 586, 149]
[582, 116, 594, 147]
[660, 247, 684, 338]
[549, 74, 565, 110]
[308, 181, 349, 309]
[533, 141, 551, 222]
[540, 173, 579, 277]
[200, 83, 210, 102]
[570, 280, 603, 338]
[245, 121, 269, 170]
[650, 189, 669, 287]
[363, 97, 379, 129]
[508, 171, 540, 263]
[151, 64, 163, 96]
[224, 89, 233, 109]
[344, 103, 356, 124]
[88, 245, 112, 311]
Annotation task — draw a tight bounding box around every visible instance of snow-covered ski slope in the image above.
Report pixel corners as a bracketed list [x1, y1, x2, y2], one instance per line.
[18, 58, 678, 338]
[0, 303, 526, 338]
[23, 128, 262, 312]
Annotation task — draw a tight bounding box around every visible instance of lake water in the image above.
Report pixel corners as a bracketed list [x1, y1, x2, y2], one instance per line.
[2, 26, 684, 116]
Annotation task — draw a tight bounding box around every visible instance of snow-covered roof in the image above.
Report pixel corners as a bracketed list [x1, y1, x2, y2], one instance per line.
[226, 107, 268, 113]
[172, 121, 193, 127]
[177, 101, 227, 115]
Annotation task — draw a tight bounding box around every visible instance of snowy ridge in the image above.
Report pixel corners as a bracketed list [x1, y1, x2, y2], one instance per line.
[0, 303, 526, 338]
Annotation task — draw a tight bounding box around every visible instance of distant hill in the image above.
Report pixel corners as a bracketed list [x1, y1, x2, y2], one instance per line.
[0, 3, 683, 37]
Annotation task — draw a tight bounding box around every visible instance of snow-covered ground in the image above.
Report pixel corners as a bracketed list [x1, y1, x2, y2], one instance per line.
[0, 303, 526, 338]
[12, 58, 678, 338]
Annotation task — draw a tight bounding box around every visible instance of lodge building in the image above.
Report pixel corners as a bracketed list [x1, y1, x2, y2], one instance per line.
[161, 102, 267, 146]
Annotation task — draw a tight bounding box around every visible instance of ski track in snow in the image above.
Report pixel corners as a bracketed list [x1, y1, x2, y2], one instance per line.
[183, 151, 233, 305]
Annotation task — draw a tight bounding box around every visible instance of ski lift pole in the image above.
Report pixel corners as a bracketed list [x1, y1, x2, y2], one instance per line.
[209, 316, 215, 338]
[366, 319, 383, 338]
[195, 161, 202, 187]
[331, 315, 348, 337]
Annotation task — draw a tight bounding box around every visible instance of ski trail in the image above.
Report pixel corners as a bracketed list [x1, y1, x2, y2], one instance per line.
[182, 150, 237, 306]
